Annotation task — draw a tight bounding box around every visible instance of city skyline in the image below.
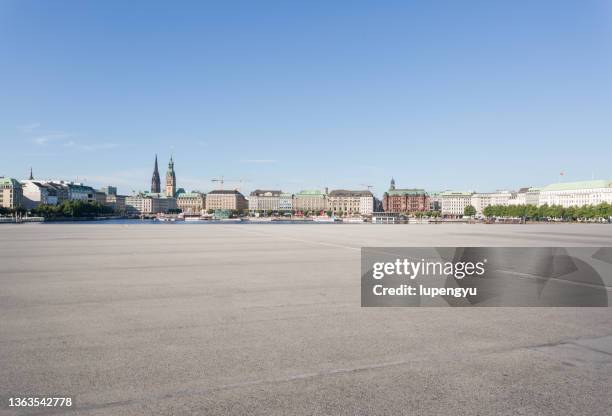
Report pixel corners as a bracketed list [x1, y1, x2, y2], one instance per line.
[1, 1, 612, 194]
[4, 156, 612, 198]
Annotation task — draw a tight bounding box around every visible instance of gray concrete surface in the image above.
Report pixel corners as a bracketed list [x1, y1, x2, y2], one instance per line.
[0, 223, 611, 415]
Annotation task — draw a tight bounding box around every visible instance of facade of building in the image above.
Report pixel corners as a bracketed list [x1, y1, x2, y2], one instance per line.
[125, 193, 177, 215]
[206, 190, 248, 211]
[105, 194, 126, 213]
[248, 190, 282, 212]
[21, 181, 59, 209]
[327, 190, 374, 215]
[440, 191, 474, 216]
[293, 190, 327, 213]
[470, 191, 513, 216]
[177, 192, 206, 214]
[151, 155, 161, 193]
[508, 188, 528, 206]
[526, 187, 540, 206]
[279, 193, 293, 212]
[0, 178, 23, 209]
[47, 181, 95, 202]
[165, 156, 176, 197]
[382, 179, 429, 213]
[538, 180, 612, 207]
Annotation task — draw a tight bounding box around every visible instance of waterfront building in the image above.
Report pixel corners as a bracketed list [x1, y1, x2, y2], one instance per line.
[151, 155, 161, 193]
[165, 156, 176, 197]
[293, 190, 327, 213]
[21, 181, 59, 209]
[105, 194, 126, 214]
[538, 180, 612, 207]
[470, 193, 491, 216]
[470, 191, 513, 216]
[249, 190, 282, 212]
[125, 193, 177, 215]
[382, 179, 429, 213]
[48, 181, 96, 202]
[440, 191, 474, 216]
[206, 190, 248, 211]
[0, 177, 23, 209]
[327, 190, 374, 216]
[177, 192, 206, 215]
[526, 187, 540, 206]
[508, 188, 529, 206]
[279, 193, 293, 212]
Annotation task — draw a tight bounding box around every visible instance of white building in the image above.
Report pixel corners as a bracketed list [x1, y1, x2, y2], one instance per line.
[538, 180, 612, 207]
[327, 190, 374, 216]
[49, 181, 95, 202]
[21, 181, 59, 209]
[526, 187, 540, 206]
[470, 190, 514, 216]
[279, 193, 293, 212]
[126, 193, 177, 215]
[359, 194, 375, 216]
[508, 188, 529, 206]
[0, 177, 23, 209]
[248, 190, 282, 212]
[440, 191, 473, 216]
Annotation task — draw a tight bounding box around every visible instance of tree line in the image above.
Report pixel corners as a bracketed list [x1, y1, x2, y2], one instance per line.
[482, 203, 612, 221]
[30, 201, 115, 218]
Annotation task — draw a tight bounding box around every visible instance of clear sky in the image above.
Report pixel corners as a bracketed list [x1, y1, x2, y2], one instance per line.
[1, 0, 611, 196]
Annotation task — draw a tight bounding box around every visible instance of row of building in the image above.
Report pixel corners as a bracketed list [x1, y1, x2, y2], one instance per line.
[2, 157, 612, 217]
[435, 180, 612, 216]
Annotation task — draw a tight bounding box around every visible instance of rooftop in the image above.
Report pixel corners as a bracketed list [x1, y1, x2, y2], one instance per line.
[541, 180, 612, 192]
[177, 192, 205, 198]
[387, 188, 427, 196]
[250, 190, 282, 197]
[208, 189, 244, 195]
[328, 189, 373, 197]
[439, 191, 474, 196]
[0, 177, 21, 187]
[296, 190, 325, 196]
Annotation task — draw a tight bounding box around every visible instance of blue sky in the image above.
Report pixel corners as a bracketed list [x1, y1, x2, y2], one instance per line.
[1, 0, 611, 196]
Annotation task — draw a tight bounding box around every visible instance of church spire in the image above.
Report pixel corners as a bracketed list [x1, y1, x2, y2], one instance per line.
[166, 155, 176, 197]
[390, 177, 395, 190]
[151, 154, 161, 193]
[29, 167, 34, 180]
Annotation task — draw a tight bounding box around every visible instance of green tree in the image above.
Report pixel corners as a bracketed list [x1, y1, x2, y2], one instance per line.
[464, 205, 476, 217]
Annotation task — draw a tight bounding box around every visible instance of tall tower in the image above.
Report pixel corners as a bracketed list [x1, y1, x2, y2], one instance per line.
[29, 167, 34, 180]
[390, 177, 396, 190]
[166, 155, 176, 197]
[151, 155, 161, 193]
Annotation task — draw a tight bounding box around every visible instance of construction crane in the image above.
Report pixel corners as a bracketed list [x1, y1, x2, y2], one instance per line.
[211, 177, 249, 191]
[360, 184, 374, 191]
